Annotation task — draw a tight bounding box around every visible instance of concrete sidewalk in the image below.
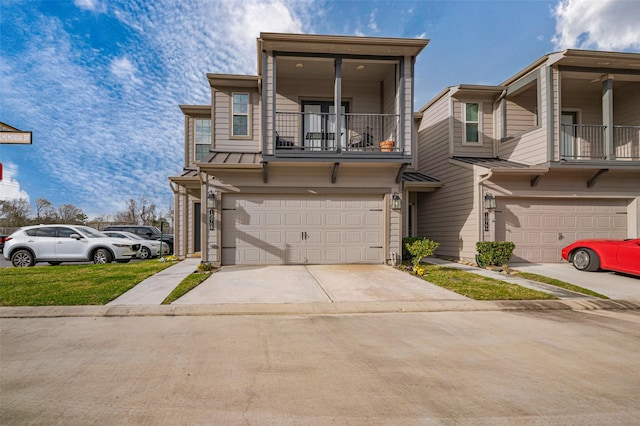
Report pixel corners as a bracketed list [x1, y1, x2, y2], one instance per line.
[107, 257, 201, 305]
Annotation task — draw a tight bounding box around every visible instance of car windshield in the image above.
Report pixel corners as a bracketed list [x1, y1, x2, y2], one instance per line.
[75, 226, 108, 238]
[122, 232, 144, 240]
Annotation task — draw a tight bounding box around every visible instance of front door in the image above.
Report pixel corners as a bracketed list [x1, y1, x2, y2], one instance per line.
[194, 202, 201, 253]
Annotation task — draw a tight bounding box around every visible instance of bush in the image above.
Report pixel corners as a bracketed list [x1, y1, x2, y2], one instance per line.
[402, 237, 423, 260]
[406, 238, 440, 266]
[475, 241, 516, 267]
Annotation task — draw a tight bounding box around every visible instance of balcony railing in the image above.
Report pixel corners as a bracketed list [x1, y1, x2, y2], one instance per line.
[275, 112, 400, 154]
[560, 124, 640, 160]
[614, 125, 640, 159]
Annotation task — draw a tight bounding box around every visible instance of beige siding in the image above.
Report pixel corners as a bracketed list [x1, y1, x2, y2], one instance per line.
[451, 97, 494, 157]
[265, 55, 274, 153]
[213, 90, 260, 152]
[186, 116, 194, 167]
[402, 57, 412, 154]
[614, 85, 640, 125]
[416, 92, 480, 261]
[561, 90, 602, 124]
[505, 88, 538, 135]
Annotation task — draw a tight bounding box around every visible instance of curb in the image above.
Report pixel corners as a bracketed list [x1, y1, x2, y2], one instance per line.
[1, 298, 639, 318]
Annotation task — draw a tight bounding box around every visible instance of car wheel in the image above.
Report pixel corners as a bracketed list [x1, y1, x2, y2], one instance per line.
[93, 248, 113, 264]
[139, 247, 151, 259]
[572, 248, 600, 272]
[11, 249, 35, 267]
[48, 262, 62, 266]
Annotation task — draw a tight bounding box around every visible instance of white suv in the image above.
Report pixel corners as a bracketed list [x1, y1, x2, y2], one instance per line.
[3, 225, 141, 267]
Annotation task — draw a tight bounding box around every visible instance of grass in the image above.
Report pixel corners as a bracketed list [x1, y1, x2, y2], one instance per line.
[0, 260, 174, 306]
[513, 271, 609, 299]
[412, 264, 557, 300]
[162, 272, 212, 304]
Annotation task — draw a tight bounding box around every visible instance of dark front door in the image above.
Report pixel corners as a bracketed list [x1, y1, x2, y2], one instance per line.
[194, 202, 201, 252]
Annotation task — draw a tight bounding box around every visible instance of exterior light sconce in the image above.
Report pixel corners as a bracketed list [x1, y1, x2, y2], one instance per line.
[484, 193, 497, 210]
[207, 191, 216, 209]
[391, 193, 402, 211]
[207, 191, 216, 231]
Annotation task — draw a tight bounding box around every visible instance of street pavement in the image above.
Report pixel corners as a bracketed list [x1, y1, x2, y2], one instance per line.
[2, 309, 639, 425]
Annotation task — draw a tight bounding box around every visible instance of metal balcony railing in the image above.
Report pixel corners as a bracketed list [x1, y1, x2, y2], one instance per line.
[614, 125, 640, 160]
[560, 124, 640, 160]
[560, 124, 606, 159]
[275, 112, 400, 153]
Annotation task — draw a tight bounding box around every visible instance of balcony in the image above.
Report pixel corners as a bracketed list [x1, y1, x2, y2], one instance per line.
[560, 124, 640, 160]
[274, 112, 401, 156]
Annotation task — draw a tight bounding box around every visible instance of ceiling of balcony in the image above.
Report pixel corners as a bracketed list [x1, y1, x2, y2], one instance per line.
[276, 56, 396, 81]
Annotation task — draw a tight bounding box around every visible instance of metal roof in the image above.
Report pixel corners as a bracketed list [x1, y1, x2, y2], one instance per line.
[201, 151, 263, 167]
[402, 171, 441, 183]
[452, 156, 533, 169]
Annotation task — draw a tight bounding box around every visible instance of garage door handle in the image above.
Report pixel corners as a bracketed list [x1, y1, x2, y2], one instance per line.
[370, 246, 383, 248]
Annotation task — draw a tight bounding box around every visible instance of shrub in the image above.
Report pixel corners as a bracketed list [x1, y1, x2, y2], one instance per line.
[406, 238, 440, 267]
[402, 237, 423, 260]
[475, 241, 516, 267]
[197, 261, 216, 272]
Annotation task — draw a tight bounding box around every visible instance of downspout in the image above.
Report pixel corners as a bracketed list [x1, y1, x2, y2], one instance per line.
[198, 170, 208, 263]
[478, 170, 493, 242]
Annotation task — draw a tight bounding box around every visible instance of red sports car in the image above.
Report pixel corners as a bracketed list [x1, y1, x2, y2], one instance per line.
[562, 238, 640, 276]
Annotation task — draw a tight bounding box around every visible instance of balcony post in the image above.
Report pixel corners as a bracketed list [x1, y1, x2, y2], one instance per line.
[602, 75, 614, 160]
[334, 57, 342, 151]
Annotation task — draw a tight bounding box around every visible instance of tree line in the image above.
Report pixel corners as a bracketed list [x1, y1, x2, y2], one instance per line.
[0, 197, 172, 232]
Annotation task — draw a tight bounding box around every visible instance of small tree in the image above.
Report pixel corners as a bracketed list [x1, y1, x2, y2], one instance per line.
[406, 238, 440, 267]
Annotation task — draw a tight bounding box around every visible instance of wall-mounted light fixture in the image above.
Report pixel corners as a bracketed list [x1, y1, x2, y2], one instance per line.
[207, 191, 216, 209]
[207, 191, 216, 231]
[483, 193, 497, 210]
[391, 193, 402, 211]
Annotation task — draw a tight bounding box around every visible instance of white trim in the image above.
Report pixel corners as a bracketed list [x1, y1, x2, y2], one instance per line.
[193, 118, 211, 162]
[231, 92, 251, 139]
[462, 101, 483, 146]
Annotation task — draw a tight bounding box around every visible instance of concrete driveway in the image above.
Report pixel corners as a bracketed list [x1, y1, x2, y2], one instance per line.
[512, 262, 640, 299]
[173, 264, 469, 304]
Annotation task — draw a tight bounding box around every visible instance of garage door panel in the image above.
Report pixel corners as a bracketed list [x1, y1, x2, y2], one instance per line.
[496, 198, 628, 263]
[222, 194, 384, 265]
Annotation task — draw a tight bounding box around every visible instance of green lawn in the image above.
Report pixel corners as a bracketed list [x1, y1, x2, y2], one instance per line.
[513, 270, 608, 299]
[0, 261, 174, 306]
[412, 264, 557, 300]
[162, 272, 212, 304]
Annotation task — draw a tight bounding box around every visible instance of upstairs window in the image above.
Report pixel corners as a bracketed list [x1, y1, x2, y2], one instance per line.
[194, 118, 211, 161]
[464, 102, 481, 144]
[232, 93, 250, 137]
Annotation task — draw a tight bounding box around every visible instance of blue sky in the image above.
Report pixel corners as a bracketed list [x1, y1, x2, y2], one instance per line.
[1, 0, 639, 219]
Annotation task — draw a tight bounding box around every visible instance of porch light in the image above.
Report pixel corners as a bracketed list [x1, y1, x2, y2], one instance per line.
[357, 65, 365, 71]
[391, 193, 402, 211]
[296, 63, 303, 69]
[484, 193, 497, 210]
[207, 191, 216, 209]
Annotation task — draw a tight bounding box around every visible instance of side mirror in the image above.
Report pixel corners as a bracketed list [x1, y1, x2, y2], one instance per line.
[70, 233, 82, 240]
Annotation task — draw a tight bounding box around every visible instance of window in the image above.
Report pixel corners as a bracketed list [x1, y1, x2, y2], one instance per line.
[194, 118, 211, 161]
[232, 93, 250, 137]
[464, 102, 481, 144]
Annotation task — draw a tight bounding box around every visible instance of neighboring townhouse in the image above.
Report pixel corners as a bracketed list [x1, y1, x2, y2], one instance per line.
[169, 33, 441, 265]
[416, 49, 640, 263]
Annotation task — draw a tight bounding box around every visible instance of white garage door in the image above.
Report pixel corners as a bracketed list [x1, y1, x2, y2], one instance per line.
[496, 198, 628, 263]
[221, 194, 384, 265]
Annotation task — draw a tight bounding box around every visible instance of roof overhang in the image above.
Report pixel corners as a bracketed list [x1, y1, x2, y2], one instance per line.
[179, 105, 210, 116]
[207, 74, 260, 89]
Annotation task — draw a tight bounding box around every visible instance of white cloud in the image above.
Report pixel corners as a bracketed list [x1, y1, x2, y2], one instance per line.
[109, 56, 141, 86]
[368, 9, 378, 32]
[74, 0, 106, 13]
[0, 163, 30, 202]
[552, 0, 640, 50]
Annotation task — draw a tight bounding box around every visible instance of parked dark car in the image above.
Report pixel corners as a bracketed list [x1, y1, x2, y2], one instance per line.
[103, 225, 173, 253]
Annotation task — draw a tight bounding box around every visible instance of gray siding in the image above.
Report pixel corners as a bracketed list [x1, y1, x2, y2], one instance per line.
[614, 85, 640, 125]
[451, 97, 494, 157]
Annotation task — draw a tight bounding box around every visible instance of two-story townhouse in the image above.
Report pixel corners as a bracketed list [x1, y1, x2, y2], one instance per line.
[416, 49, 640, 263]
[169, 33, 441, 265]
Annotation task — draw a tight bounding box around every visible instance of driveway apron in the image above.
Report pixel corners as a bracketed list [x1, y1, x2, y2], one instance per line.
[173, 264, 468, 305]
